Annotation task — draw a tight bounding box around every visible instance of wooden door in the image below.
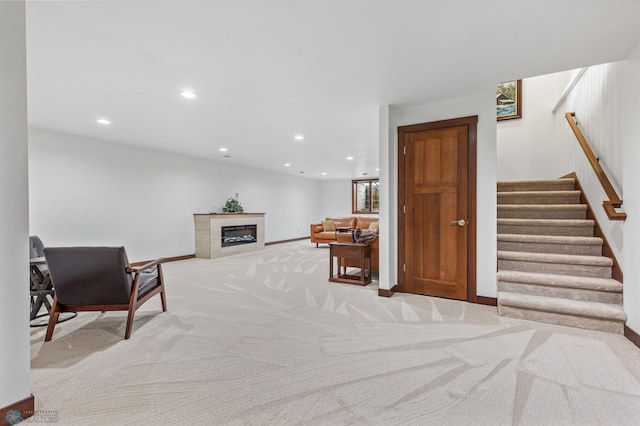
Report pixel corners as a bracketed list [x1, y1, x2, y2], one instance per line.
[399, 117, 477, 301]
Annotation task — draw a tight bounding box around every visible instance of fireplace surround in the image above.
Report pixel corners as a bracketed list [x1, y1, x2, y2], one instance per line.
[194, 213, 265, 259]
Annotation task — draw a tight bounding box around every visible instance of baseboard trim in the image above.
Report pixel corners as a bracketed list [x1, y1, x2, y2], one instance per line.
[476, 296, 498, 306]
[1, 394, 34, 425]
[130, 238, 310, 266]
[265, 236, 309, 246]
[378, 284, 397, 297]
[625, 325, 640, 349]
[130, 254, 195, 267]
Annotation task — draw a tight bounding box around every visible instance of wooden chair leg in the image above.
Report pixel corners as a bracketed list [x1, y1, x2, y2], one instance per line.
[158, 264, 167, 312]
[160, 291, 167, 312]
[44, 296, 60, 342]
[124, 306, 136, 340]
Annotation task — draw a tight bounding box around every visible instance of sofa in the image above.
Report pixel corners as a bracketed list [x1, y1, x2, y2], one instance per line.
[310, 216, 379, 270]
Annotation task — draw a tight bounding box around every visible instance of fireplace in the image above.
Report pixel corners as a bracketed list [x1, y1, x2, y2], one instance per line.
[194, 213, 265, 259]
[221, 224, 257, 247]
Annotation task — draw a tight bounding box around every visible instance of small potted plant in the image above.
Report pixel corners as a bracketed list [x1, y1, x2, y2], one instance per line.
[222, 197, 244, 213]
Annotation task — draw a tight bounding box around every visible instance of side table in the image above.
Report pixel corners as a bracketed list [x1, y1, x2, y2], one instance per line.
[329, 242, 372, 285]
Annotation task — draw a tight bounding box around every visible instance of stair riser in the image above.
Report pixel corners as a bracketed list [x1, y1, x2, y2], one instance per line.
[497, 208, 586, 220]
[498, 259, 612, 278]
[497, 304, 623, 334]
[498, 181, 576, 192]
[498, 194, 581, 205]
[497, 241, 602, 256]
[498, 281, 622, 304]
[497, 224, 594, 237]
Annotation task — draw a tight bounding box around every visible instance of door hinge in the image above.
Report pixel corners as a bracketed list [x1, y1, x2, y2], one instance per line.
[403, 264, 406, 272]
[403, 205, 406, 214]
[404, 145, 406, 155]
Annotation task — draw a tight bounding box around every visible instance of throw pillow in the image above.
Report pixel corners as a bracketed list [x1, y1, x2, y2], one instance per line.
[322, 220, 336, 232]
[369, 222, 379, 231]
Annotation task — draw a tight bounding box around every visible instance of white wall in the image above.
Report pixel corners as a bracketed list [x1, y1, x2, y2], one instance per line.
[497, 72, 574, 181]
[318, 179, 353, 219]
[620, 42, 640, 332]
[0, 0, 31, 409]
[386, 91, 497, 297]
[28, 128, 320, 262]
[378, 105, 392, 291]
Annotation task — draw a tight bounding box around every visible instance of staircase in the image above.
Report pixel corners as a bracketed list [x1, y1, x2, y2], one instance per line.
[497, 178, 626, 334]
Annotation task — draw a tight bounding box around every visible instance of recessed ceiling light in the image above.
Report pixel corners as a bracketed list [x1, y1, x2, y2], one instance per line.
[294, 135, 304, 141]
[321, 172, 327, 176]
[284, 163, 291, 167]
[362, 172, 368, 176]
[181, 90, 197, 99]
[376, 168, 380, 171]
[299, 171, 304, 174]
[223, 155, 231, 158]
[219, 148, 228, 152]
[346, 156, 354, 160]
[96, 118, 111, 125]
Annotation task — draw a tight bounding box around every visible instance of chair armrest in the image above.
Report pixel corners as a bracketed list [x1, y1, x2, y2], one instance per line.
[127, 258, 166, 273]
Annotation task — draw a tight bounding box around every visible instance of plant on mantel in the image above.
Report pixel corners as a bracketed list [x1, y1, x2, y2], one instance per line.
[222, 197, 244, 213]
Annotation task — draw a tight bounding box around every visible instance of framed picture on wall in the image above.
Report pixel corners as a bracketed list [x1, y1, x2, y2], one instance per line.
[497, 79, 522, 121]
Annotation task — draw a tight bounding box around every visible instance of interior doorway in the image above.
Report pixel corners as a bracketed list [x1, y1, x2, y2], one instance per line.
[397, 116, 477, 301]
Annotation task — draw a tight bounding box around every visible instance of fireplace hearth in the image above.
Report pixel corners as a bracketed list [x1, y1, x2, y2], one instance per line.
[221, 224, 257, 247]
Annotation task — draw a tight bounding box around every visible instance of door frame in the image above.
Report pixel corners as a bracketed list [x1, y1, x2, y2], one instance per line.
[397, 115, 478, 302]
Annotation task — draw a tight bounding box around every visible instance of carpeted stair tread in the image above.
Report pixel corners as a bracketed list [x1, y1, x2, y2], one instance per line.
[497, 179, 576, 192]
[497, 190, 581, 205]
[497, 250, 612, 267]
[497, 218, 595, 237]
[497, 218, 594, 227]
[497, 270, 622, 293]
[497, 291, 627, 322]
[497, 233, 603, 256]
[498, 204, 587, 219]
[497, 234, 602, 246]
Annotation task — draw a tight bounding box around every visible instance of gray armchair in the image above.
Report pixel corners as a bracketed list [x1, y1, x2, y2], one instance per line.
[43, 246, 167, 341]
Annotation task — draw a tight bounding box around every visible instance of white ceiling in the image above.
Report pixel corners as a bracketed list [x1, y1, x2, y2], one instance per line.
[25, 0, 640, 180]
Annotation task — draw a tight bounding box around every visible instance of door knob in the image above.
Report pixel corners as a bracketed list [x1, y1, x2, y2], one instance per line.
[451, 219, 467, 227]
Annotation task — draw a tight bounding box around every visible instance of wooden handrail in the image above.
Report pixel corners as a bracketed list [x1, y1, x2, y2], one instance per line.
[565, 112, 626, 221]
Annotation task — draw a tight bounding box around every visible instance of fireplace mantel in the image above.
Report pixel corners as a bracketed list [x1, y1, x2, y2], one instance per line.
[194, 213, 265, 259]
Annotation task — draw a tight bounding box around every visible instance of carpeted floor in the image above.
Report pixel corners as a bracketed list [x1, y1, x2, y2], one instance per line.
[30, 241, 640, 425]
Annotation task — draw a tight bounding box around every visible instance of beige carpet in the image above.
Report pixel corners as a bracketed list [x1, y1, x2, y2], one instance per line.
[30, 241, 640, 425]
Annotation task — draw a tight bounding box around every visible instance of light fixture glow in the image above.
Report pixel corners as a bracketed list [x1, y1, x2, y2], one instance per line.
[284, 163, 291, 167]
[346, 156, 354, 160]
[181, 90, 197, 99]
[294, 134, 304, 141]
[219, 148, 228, 152]
[321, 172, 327, 176]
[96, 118, 111, 125]
[376, 168, 380, 171]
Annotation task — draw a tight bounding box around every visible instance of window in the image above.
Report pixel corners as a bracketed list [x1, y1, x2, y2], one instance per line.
[352, 179, 379, 214]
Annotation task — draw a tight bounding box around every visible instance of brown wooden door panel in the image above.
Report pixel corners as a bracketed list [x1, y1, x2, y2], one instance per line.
[400, 121, 473, 301]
